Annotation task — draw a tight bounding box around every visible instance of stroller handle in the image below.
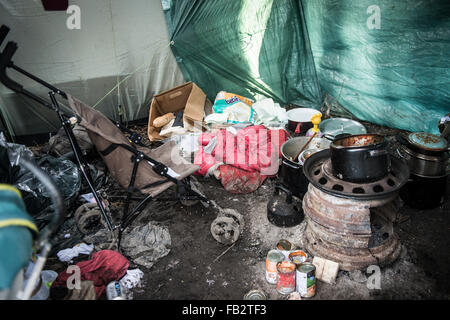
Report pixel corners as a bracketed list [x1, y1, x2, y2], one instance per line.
[0, 25, 23, 93]
[18, 158, 65, 246]
[0, 41, 24, 93]
[0, 25, 61, 107]
[0, 25, 10, 47]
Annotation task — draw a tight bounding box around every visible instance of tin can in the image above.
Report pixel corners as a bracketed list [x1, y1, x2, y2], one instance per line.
[296, 263, 316, 298]
[276, 239, 294, 260]
[276, 261, 296, 295]
[265, 249, 285, 284]
[244, 290, 267, 300]
[289, 250, 309, 267]
[106, 281, 126, 300]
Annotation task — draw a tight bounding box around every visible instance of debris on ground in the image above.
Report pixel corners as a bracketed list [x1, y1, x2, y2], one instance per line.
[120, 222, 171, 269]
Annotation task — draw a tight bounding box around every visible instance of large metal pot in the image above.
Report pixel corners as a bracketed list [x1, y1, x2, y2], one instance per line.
[280, 137, 330, 197]
[330, 134, 390, 183]
[286, 108, 321, 135]
[397, 145, 449, 177]
[396, 133, 449, 177]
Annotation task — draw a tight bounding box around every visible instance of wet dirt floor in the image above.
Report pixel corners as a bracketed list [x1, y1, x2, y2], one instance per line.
[41, 121, 449, 300]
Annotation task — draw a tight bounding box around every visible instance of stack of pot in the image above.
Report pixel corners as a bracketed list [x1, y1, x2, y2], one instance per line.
[396, 132, 449, 209]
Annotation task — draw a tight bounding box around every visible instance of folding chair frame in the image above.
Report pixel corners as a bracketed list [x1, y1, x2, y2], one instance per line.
[0, 25, 209, 244]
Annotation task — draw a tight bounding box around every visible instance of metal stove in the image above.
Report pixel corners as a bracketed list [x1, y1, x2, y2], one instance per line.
[301, 149, 410, 271]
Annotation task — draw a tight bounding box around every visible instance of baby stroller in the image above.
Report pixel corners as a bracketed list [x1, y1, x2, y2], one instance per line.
[0, 157, 65, 300]
[0, 25, 243, 248]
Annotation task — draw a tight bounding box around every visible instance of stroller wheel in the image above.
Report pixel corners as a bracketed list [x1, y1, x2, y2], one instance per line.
[220, 208, 245, 232]
[210, 217, 240, 245]
[178, 177, 205, 207]
[75, 203, 108, 235]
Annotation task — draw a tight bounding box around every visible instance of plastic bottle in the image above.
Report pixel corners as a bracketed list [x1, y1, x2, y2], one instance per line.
[305, 113, 323, 138]
[106, 281, 127, 300]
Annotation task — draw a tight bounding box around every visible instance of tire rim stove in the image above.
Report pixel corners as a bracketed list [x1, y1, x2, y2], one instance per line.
[301, 149, 410, 271]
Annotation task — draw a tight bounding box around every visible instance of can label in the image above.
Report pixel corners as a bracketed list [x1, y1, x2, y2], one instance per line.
[106, 281, 126, 300]
[276, 261, 296, 295]
[296, 264, 316, 298]
[265, 250, 284, 284]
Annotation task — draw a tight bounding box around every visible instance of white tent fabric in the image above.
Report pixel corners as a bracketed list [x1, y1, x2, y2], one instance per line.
[0, 0, 185, 137]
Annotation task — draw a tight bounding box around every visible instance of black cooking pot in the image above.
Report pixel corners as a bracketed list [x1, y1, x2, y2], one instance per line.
[280, 137, 330, 197]
[399, 173, 448, 209]
[330, 134, 390, 183]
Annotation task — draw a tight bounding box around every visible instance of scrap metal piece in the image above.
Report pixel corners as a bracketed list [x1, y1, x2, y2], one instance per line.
[210, 216, 240, 245]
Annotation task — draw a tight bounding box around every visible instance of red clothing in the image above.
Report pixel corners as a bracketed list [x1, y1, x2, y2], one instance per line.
[51, 250, 129, 298]
[194, 126, 287, 193]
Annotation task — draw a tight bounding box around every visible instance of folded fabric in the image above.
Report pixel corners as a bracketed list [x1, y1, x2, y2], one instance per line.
[57, 243, 94, 263]
[51, 250, 129, 298]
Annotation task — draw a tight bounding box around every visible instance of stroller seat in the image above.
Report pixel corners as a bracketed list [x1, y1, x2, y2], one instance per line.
[66, 95, 206, 237]
[67, 94, 199, 198]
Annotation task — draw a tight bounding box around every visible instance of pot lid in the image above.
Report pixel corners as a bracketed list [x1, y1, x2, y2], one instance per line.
[319, 118, 367, 140]
[286, 108, 321, 122]
[407, 132, 448, 151]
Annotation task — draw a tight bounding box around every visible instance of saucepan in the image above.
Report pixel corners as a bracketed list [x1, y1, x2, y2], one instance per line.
[286, 108, 321, 135]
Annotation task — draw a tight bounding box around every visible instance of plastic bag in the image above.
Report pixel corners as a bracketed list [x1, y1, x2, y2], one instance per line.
[15, 155, 81, 219]
[207, 91, 255, 124]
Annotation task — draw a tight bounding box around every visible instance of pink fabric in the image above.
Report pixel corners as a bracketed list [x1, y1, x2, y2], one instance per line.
[194, 126, 287, 193]
[195, 126, 286, 176]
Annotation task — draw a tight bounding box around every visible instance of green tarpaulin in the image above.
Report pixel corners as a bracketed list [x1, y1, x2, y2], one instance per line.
[163, 0, 322, 108]
[163, 0, 450, 134]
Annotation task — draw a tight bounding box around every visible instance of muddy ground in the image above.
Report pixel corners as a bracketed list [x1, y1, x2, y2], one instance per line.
[40, 121, 449, 300]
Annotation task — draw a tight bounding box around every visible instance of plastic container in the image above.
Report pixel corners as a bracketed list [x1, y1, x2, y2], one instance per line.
[106, 281, 127, 300]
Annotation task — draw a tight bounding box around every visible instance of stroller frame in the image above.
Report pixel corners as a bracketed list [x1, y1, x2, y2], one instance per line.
[0, 25, 209, 245]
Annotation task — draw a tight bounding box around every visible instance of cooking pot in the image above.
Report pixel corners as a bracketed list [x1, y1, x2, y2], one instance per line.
[400, 173, 448, 209]
[396, 133, 449, 177]
[286, 108, 321, 135]
[330, 134, 390, 183]
[280, 136, 330, 197]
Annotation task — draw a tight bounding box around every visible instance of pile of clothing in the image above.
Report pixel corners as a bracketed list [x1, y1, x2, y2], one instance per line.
[194, 125, 287, 193]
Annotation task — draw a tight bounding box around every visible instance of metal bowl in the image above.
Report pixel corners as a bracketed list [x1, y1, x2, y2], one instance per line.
[319, 118, 367, 140]
[281, 137, 331, 163]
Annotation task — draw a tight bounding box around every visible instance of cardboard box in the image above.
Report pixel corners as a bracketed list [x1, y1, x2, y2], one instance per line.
[147, 82, 212, 141]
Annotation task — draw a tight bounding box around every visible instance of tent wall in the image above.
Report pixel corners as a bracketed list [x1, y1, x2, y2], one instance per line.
[0, 0, 185, 138]
[303, 0, 450, 134]
[164, 0, 449, 134]
[163, 0, 322, 108]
